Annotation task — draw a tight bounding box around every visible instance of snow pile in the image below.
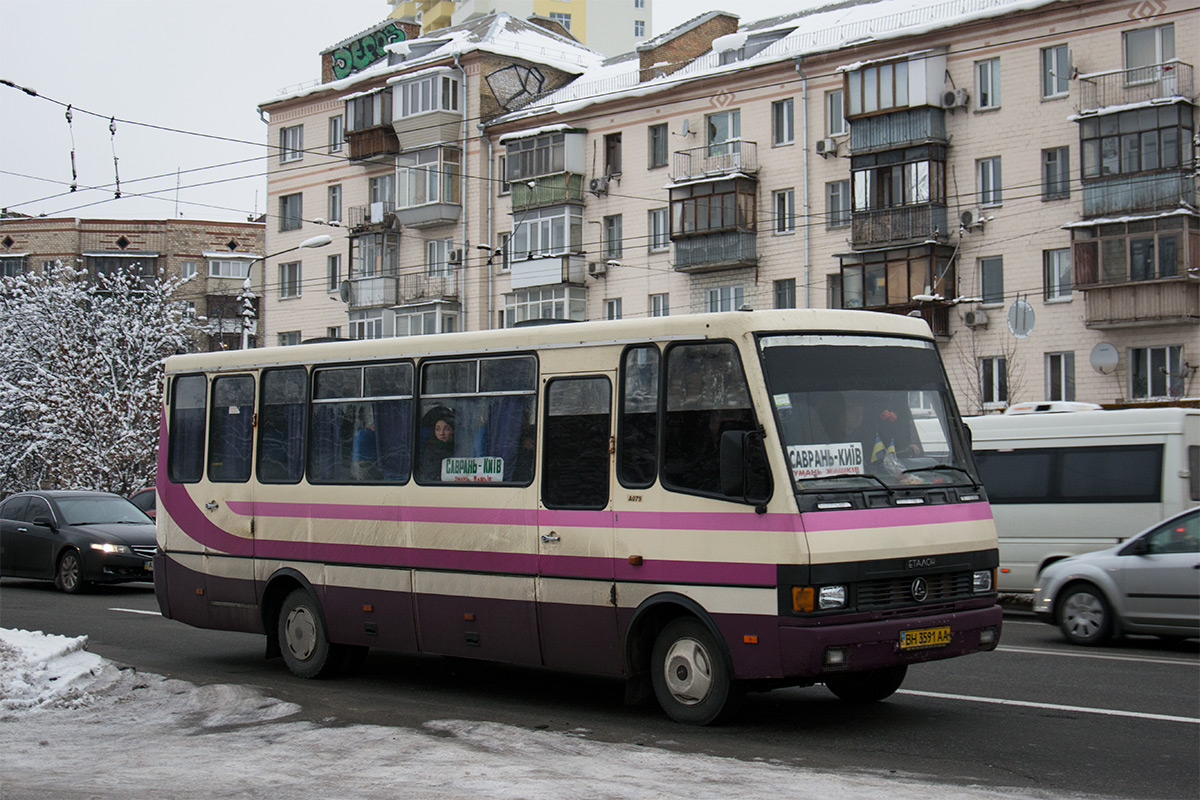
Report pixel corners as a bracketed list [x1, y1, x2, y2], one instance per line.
[0, 628, 1076, 799]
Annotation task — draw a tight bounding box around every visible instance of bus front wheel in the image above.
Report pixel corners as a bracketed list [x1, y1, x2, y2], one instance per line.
[825, 665, 907, 702]
[278, 588, 342, 679]
[650, 618, 741, 725]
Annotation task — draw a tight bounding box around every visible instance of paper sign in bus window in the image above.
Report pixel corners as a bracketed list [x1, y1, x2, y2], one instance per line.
[442, 456, 504, 482]
[788, 442, 864, 480]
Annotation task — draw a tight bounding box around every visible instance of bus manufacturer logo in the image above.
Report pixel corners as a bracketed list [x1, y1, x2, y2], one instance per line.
[907, 557, 936, 569]
[911, 577, 929, 602]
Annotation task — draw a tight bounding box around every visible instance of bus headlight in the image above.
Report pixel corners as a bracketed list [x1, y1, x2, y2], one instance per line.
[972, 570, 994, 593]
[819, 585, 847, 609]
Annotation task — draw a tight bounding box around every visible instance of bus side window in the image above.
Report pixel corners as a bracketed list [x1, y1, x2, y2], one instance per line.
[258, 367, 308, 484]
[168, 374, 207, 483]
[309, 362, 413, 484]
[618, 345, 659, 488]
[543, 377, 612, 509]
[208, 375, 255, 483]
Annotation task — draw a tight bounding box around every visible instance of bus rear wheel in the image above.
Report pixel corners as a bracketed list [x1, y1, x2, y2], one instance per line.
[650, 618, 741, 725]
[278, 588, 343, 679]
[825, 664, 907, 703]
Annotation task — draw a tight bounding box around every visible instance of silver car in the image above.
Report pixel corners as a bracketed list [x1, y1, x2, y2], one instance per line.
[1033, 507, 1199, 645]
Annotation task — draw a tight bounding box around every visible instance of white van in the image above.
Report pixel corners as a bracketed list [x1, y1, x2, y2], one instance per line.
[965, 407, 1200, 593]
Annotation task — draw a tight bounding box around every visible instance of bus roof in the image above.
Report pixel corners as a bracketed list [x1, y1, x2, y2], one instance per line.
[965, 407, 1199, 443]
[163, 309, 935, 374]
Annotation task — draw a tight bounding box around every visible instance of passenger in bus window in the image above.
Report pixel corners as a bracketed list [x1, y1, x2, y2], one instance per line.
[351, 407, 382, 481]
[420, 408, 455, 480]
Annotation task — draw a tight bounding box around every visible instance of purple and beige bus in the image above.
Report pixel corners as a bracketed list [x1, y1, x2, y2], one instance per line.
[154, 309, 1001, 724]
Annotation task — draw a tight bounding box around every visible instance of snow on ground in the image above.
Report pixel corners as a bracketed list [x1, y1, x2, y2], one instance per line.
[0, 628, 1081, 800]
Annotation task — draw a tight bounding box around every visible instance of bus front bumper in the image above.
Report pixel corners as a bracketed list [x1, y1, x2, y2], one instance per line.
[777, 603, 1003, 678]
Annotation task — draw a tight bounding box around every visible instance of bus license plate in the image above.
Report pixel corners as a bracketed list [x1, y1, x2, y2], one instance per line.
[899, 626, 950, 650]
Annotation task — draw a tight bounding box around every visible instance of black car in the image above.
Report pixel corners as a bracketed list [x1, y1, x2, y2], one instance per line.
[0, 490, 157, 593]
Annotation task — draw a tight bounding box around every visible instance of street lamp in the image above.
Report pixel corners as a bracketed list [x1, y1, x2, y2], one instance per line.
[241, 234, 333, 349]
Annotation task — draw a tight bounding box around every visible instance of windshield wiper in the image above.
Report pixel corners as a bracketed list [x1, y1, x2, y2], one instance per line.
[902, 465, 975, 483]
[799, 472, 892, 493]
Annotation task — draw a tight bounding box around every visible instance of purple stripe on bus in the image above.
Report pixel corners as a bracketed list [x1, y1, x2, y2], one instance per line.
[227, 500, 539, 527]
[800, 502, 994, 532]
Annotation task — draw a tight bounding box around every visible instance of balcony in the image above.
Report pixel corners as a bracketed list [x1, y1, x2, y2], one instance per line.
[672, 231, 757, 273]
[395, 202, 460, 229]
[1077, 61, 1193, 114]
[346, 125, 400, 162]
[399, 270, 459, 303]
[851, 204, 948, 248]
[672, 140, 758, 182]
[346, 276, 397, 309]
[849, 107, 947, 154]
[1082, 278, 1199, 329]
[348, 202, 397, 231]
[509, 173, 585, 211]
[509, 253, 586, 289]
[1082, 172, 1195, 217]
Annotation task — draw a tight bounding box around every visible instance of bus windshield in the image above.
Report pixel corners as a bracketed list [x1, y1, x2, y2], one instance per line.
[760, 334, 976, 491]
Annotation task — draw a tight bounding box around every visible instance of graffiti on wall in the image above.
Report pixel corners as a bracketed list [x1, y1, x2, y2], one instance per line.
[331, 23, 407, 80]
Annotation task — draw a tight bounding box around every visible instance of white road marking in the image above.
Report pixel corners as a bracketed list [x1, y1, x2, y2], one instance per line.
[109, 607, 161, 616]
[898, 689, 1199, 724]
[997, 644, 1199, 666]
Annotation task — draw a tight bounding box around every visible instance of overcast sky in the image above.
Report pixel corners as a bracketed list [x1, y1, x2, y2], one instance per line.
[0, 0, 801, 223]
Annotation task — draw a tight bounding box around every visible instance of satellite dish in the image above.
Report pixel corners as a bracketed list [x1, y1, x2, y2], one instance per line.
[680, 119, 691, 136]
[1007, 299, 1035, 338]
[338, 280, 351, 303]
[1090, 342, 1119, 375]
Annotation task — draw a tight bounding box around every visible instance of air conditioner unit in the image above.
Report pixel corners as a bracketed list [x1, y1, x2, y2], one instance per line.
[815, 137, 837, 156]
[960, 208, 987, 229]
[588, 176, 609, 195]
[447, 248, 463, 265]
[963, 309, 989, 328]
[942, 88, 969, 109]
[587, 261, 606, 277]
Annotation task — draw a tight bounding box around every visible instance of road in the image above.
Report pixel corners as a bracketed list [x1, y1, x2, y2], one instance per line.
[2, 578, 1197, 799]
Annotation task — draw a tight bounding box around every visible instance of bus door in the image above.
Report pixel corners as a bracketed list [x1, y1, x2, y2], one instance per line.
[537, 373, 621, 674]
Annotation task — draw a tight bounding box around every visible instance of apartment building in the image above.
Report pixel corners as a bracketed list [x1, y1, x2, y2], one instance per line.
[0, 216, 265, 351]
[264, 1, 1197, 410]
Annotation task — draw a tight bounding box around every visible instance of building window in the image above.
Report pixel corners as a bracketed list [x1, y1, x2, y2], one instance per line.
[604, 215, 623, 259]
[648, 208, 669, 251]
[977, 157, 1002, 206]
[1041, 44, 1070, 98]
[280, 261, 301, 299]
[396, 73, 459, 118]
[1046, 352, 1075, 402]
[976, 58, 1000, 109]
[847, 59, 909, 116]
[648, 123, 668, 169]
[1072, 218, 1185, 285]
[209, 259, 250, 279]
[634, 20, 645, 37]
[772, 98, 794, 146]
[1130, 345, 1184, 399]
[327, 326, 342, 339]
[327, 254, 341, 292]
[1042, 147, 1069, 200]
[826, 89, 846, 136]
[349, 310, 383, 340]
[671, 178, 756, 235]
[774, 278, 796, 309]
[604, 132, 622, 175]
[328, 115, 344, 153]
[505, 132, 568, 181]
[827, 180, 850, 227]
[498, 155, 510, 194]
[980, 256, 1004, 306]
[427, 238, 454, 277]
[1043, 248, 1071, 301]
[395, 308, 457, 337]
[513, 206, 583, 259]
[773, 189, 795, 234]
[837, 252, 953, 310]
[498, 232, 511, 271]
[981, 356, 1008, 408]
[328, 184, 342, 223]
[180, 260, 197, 280]
[707, 285, 744, 313]
[650, 293, 669, 317]
[550, 12, 571, 30]
[0, 256, 24, 278]
[369, 174, 395, 206]
[1080, 105, 1191, 179]
[398, 147, 461, 207]
[706, 109, 740, 155]
[280, 193, 302, 231]
[606, 298, 622, 320]
[350, 232, 400, 278]
[346, 90, 392, 130]
[1124, 24, 1174, 84]
[504, 285, 587, 326]
[280, 124, 303, 163]
[278, 331, 302, 347]
[635, 0, 644, 7]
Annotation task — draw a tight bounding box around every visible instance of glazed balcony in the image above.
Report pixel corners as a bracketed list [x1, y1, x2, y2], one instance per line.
[509, 173, 585, 212]
[1082, 172, 1196, 217]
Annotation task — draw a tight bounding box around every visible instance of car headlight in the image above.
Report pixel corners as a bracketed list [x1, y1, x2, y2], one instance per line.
[818, 585, 847, 609]
[972, 569, 994, 593]
[90, 543, 132, 555]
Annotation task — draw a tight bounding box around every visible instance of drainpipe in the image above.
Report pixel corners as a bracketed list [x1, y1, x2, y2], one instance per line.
[796, 62, 811, 308]
[455, 54, 469, 330]
[479, 124, 494, 329]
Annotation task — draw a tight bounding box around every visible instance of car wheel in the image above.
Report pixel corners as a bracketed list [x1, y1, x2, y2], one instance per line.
[825, 665, 907, 703]
[1057, 583, 1112, 646]
[650, 617, 742, 725]
[278, 588, 343, 679]
[54, 549, 88, 594]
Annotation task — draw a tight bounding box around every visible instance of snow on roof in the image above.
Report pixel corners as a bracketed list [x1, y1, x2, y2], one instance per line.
[497, 124, 583, 144]
[494, 0, 1062, 125]
[386, 64, 458, 86]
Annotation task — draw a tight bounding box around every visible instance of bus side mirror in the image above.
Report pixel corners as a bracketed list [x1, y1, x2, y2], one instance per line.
[720, 430, 772, 507]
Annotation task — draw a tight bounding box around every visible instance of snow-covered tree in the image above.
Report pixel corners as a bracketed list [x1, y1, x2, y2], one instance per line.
[0, 261, 204, 495]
